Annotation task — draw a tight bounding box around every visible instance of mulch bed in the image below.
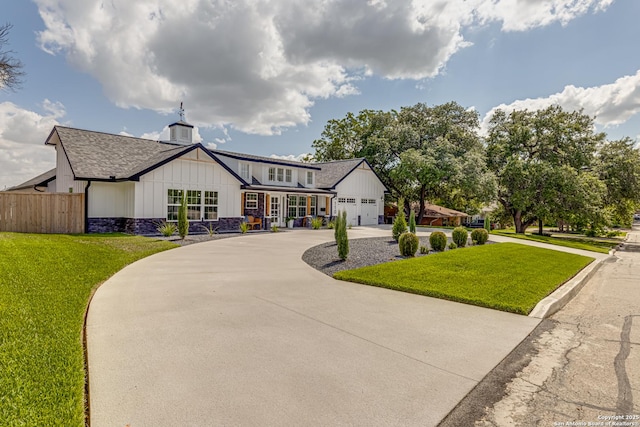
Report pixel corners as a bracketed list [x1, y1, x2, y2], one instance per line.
[302, 236, 453, 276]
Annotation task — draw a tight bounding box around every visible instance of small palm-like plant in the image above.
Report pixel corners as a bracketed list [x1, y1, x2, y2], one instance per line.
[311, 217, 323, 230]
[239, 222, 250, 234]
[157, 221, 177, 237]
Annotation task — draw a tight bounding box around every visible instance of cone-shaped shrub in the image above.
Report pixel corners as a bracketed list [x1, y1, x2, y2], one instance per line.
[178, 192, 189, 240]
[337, 210, 349, 260]
[409, 210, 416, 234]
[452, 226, 468, 248]
[392, 213, 407, 242]
[429, 231, 447, 252]
[398, 232, 419, 257]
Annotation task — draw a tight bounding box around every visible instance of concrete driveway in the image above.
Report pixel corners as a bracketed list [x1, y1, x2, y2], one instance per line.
[87, 227, 540, 426]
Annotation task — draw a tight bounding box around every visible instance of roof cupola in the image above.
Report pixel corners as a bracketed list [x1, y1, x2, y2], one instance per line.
[168, 102, 194, 145]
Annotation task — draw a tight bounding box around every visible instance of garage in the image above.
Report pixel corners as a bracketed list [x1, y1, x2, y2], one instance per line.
[360, 198, 378, 225]
[335, 197, 358, 226]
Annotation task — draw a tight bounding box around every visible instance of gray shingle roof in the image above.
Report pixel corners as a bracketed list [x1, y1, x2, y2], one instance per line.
[51, 126, 194, 180]
[314, 158, 365, 189]
[6, 168, 56, 191]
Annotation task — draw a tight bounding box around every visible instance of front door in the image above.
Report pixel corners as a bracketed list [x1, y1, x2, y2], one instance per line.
[270, 195, 283, 226]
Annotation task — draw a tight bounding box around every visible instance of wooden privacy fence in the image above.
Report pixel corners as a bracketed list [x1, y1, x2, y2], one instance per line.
[0, 192, 84, 234]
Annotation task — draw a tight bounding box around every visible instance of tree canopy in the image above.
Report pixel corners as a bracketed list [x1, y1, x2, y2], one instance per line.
[0, 24, 24, 91]
[314, 101, 639, 233]
[312, 101, 495, 223]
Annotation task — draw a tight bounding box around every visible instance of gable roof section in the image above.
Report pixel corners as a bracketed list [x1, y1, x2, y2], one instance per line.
[422, 203, 468, 218]
[6, 168, 56, 191]
[212, 149, 321, 170]
[46, 126, 246, 184]
[314, 158, 388, 192]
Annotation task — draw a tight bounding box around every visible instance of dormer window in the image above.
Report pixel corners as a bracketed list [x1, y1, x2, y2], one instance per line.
[285, 169, 292, 183]
[306, 171, 314, 185]
[239, 163, 250, 181]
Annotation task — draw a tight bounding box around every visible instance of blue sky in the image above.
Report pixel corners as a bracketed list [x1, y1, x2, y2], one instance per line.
[1, 0, 639, 189]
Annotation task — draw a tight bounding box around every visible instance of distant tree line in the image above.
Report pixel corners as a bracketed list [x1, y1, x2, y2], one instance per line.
[312, 102, 640, 233]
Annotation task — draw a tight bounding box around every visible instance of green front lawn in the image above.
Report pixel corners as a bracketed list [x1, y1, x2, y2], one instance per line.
[334, 243, 593, 315]
[491, 229, 618, 254]
[0, 233, 177, 426]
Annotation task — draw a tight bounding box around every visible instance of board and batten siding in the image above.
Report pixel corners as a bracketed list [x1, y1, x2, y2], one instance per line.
[134, 150, 241, 219]
[54, 143, 86, 194]
[88, 182, 134, 218]
[334, 164, 385, 216]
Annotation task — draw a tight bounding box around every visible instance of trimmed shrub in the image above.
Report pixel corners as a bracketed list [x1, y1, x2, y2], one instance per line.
[327, 220, 335, 229]
[392, 213, 408, 242]
[419, 245, 428, 254]
[471, 228, 489, 245]
[429, 231, 447, 252]
[448, 242, 458, 250]
[337, 210, 349, 260]
[409, 210, 417, 234]
[452, 226, 468, 248]
[398, 232, 419, 257]
[178, 192, 189, 239]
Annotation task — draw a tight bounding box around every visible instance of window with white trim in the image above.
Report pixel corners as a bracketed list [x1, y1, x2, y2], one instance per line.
[277, 168, 284, 182]
[239, 163, 250, 181]
[167, 189, 218, 221]
[306, 171, 314, 185]
[204, 191, 218, 220]
[167, 189, 183, 221]
[285, 169, 292, 183]
[186, 190, 202, 220]
[309, 195, 317, 216]
[268, 167, 276, 181]
[288, 195, 307, 218]
[245, 192, 258, 209]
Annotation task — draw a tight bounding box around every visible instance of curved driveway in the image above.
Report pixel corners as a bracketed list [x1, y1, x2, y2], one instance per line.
[87, 227, 541, 426]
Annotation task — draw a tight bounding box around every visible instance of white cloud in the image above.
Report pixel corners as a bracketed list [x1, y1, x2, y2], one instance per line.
[0, 101, 64, 189]
[481, 69, 640, 133]
[269, 153, 311, 163]
[34, 0, 612, 136]
[473, 0, 613, 32]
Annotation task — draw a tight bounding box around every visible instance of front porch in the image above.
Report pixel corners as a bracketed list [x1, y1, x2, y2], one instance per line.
[241, 188, 335, 230]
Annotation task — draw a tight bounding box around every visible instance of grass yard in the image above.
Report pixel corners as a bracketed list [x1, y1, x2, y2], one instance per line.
[491, 229, 618, 254]
[0, 233, 177, 426]
[334, 243, 594, 315]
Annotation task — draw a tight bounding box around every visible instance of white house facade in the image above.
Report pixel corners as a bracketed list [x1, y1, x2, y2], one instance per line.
[9, 120, 387, 234]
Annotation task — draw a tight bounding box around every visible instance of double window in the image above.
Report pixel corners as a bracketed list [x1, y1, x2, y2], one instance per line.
[167, 189, 218, 221]
[245, 192, 258, 209]
[288, 195, 307, 218]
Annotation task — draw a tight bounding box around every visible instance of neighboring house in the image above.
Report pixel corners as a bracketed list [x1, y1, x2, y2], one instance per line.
[384, 203, 468, 227]
[9, 120, 387, 234]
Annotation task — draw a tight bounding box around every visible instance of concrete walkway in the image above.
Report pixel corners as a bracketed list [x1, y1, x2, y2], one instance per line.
[87, 227, 548, 426]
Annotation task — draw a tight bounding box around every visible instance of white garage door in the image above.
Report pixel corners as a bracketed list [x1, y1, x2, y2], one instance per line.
[360, 198, 378, 225]
[335, 197, 358, 226]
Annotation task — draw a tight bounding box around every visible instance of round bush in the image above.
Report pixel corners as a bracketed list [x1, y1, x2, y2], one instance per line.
[452, 226, 468, 247]
[448, 242, 458, 250]
[429, 231, 447, 252]
[471, 228, 489, 245]
[398, 232, 419, 257]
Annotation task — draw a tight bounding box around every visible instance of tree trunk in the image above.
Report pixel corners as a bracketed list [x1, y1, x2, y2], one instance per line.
[538, 219, 543, 235]
[416, 186, 426, 225]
